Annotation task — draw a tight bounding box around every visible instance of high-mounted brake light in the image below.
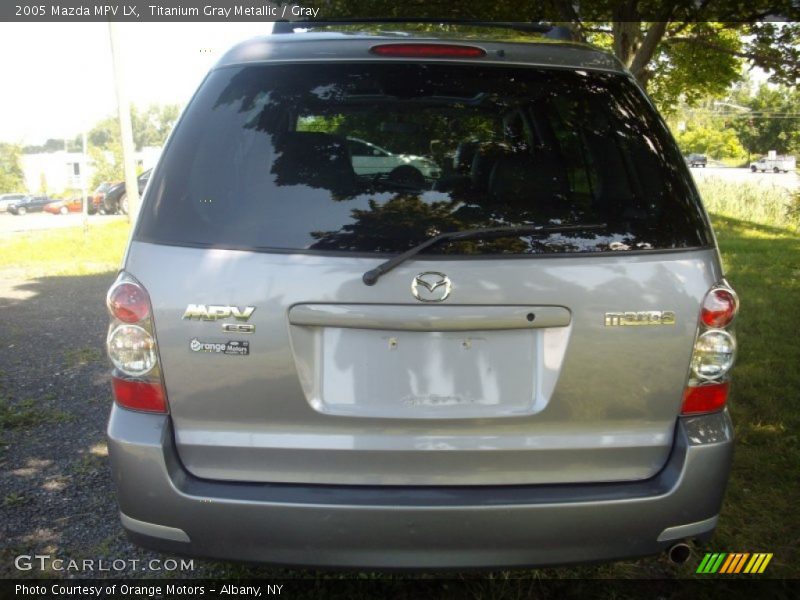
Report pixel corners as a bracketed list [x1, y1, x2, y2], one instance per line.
[370, 43, 486, 58]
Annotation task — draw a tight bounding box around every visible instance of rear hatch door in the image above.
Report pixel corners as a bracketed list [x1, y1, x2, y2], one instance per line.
[129, 57, 717, 485]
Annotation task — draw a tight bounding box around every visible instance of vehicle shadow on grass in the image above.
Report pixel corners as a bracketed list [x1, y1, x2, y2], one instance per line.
[0, 272, 702, 582]
[0, 271, 167, 578]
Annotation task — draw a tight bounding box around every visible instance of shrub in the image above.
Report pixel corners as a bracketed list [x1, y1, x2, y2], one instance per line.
[696, 178, 799, 231]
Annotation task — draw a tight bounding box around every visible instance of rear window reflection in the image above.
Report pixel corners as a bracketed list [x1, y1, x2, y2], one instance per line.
[137, 63, 711, 255]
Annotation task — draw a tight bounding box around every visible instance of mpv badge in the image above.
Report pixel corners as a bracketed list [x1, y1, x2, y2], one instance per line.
[183, 304, 255, 322]
[412, 272, 451, 302]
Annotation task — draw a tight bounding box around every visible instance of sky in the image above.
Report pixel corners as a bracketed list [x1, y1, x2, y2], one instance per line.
[0, 22, 274, 145]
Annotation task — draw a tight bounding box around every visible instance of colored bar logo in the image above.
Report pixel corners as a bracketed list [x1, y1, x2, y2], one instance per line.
[697, 552, 773, 574]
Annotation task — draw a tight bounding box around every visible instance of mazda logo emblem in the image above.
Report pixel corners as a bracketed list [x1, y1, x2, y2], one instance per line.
[411, 272, 452, 302]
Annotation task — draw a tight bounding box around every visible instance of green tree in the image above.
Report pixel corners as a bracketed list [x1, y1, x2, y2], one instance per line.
[89, 104, 180, 152]
[85, 103, 179, 186]
[22, 138, 73, 154]
[132, 104, 180, 149]
[88, 144, 123, 188]
[88, 116, 121, 149]
[730, 84, 800, 156]
[0, 143, 25, 193]
[675, 125, 746, 159]
[586, 23, 745, 110]
[88, 117, 124, 186]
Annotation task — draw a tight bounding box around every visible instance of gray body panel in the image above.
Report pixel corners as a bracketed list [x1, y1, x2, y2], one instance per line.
[107, 406, 733, 568]
[216, 33, 625, 73]
[125, 242, 721, 485]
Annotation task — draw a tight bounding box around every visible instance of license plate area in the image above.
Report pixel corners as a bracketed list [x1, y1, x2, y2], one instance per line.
[316, 327, 537, 418]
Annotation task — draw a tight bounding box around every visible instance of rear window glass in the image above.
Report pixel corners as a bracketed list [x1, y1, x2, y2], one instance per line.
[136, 62, 712, 255]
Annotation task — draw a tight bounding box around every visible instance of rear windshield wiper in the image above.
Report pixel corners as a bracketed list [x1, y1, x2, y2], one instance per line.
[362, 223, 607, 285]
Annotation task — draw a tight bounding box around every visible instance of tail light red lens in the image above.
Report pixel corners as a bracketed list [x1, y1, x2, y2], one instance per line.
[681, 382, 730, 415]
[112, 376, 167, 413]
[108, 282, 150, 323]
[701, 288, 737, 328]
[370, 43, 486, 58]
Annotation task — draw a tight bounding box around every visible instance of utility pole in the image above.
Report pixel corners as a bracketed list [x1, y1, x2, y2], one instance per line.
[81, 131, 88, 233]
[108, 22, 139, 223]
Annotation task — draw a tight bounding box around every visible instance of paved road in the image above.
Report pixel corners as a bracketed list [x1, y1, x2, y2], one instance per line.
[690, 166, 799, 192]
[0, 213, 125, 237]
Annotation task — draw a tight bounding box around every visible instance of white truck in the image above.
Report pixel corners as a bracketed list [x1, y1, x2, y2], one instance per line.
[750, 155, 796, 173]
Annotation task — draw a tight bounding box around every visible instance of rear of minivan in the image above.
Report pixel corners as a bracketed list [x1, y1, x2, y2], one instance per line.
[106, 33, 736, 568]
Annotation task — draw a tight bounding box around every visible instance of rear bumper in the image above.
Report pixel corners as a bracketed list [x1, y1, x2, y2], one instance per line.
[107, 405, 733, 569]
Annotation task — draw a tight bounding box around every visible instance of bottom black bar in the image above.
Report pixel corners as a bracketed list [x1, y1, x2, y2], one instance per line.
[2, 578, 798, 600]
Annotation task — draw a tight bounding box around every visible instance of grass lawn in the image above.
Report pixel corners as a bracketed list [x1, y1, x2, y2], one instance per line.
[703, 215, 799, 577]
[0, 220, 130, 278]
[0, 212, 797, 579]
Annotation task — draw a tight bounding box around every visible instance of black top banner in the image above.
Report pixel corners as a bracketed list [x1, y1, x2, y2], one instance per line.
[5, 2, 312, 21]
[2, 1, 799, 22]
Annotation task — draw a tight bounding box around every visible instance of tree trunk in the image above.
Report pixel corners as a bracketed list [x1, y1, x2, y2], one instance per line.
[613, 21, 642, 69]
[612, 1, 642, 69]
[629, 21, 669, 85]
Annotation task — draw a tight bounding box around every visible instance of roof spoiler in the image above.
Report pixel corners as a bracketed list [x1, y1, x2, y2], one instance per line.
[271, 20, 576, 41]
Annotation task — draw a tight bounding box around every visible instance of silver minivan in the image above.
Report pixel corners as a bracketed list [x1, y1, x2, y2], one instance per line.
[106, 23, 738, 569]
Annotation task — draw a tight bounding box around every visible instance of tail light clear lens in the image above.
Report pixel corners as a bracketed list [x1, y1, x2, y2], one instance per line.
[682, 281, 738, 416]
[107, 324, 158, 376]
[106, 273, 168, 413]
[691, 330, 736, 380]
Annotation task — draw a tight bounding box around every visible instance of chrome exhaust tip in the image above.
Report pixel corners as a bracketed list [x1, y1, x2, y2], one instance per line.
[668, 542, 692, 564]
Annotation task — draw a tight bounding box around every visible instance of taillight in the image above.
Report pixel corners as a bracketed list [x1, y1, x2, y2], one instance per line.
[106, 273, 168, 413]
[112, 377, 167, 413]
[691, 330, 736, 380]
[701, 287, 738, 328]
[108, 282, 150, 323]
[682, 382, 730, 415]
[107, 324, 158, 375]
[370, 43, 486, 58]
[681, 281, 738, 415]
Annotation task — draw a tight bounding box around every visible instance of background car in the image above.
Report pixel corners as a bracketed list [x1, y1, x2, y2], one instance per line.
[347, 137, 441, 184]
[103, 170, 151, 214]
[44, 197, 84, 215]
[685, 153, 707, 167]
[0, 193, 28, 213]
[7, 195, 52, 215]
[750, 155, 796, 173]
[90, 182, 111, 214]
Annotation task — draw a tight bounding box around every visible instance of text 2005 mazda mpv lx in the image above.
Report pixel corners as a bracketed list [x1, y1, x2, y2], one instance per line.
[106, 22, 738, 569]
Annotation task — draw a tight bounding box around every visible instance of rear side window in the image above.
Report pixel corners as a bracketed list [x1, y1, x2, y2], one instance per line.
[136, 62, 712, 255]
